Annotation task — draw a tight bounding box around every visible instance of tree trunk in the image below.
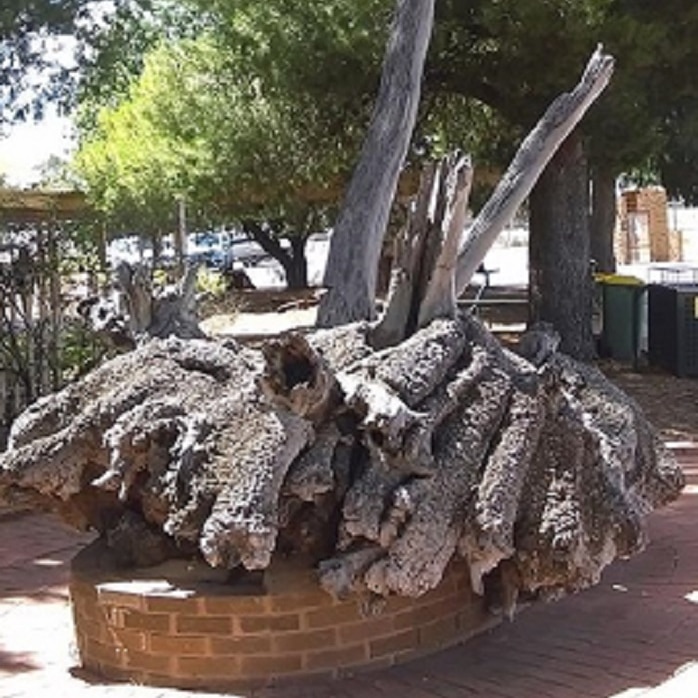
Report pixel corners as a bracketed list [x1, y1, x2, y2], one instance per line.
[372, 153, 473, 348]
[98, 224, 108, 271]
[241, 221, 309, 290]
[316, 0, 435, 327]
[455, 48, 615, 295]
[529, 131, 595, 360]
[284, 237, 309, 290]
[1, 29, 676, 642]
[0, 49, 682, 620]
[372, 48, 614, 355]
[151, 230, 163, 270]
[590, 164, 617, 273]
[174, 197, 187, 279]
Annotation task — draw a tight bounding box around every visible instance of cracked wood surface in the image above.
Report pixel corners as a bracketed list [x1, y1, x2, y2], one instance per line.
[0, 314, 683, 619]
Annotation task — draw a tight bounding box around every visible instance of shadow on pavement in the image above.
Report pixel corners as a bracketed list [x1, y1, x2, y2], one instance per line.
[0, 646, 39, 675]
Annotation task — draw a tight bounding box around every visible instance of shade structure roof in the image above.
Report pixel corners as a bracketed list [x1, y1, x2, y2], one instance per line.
[0, 188, 88, 224]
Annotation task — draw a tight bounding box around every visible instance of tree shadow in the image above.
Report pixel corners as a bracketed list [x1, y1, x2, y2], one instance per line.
[0, 647, 39, 674]
[0, 561, 73, 603]
[0, 512, 94, 603]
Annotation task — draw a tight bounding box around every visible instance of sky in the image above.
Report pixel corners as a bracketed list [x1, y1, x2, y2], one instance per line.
[0, 29, 79, 188]
[0, 111, 75, 187]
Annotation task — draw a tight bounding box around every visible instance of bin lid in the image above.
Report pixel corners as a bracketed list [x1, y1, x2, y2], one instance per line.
[594, 273, 645, 286]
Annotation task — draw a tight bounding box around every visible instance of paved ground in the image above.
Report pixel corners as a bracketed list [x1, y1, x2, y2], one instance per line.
[1, 448, 697, 698]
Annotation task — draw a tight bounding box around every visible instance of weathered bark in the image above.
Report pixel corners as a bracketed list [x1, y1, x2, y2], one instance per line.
[318, 546, 384, 600]
[321, 45, 614, 349]
[283, 424, 342, 502]
[0, 314, 683, 617]
[418, 154, 473, 327]
[373, 47, 612, 353]
[0, 25, 681, 638]
[372, 153, 473, 347]
[259, 333, 338, 422]
[529, 131, 595, 360]
[590, 164, 618, 273]
[370, 162, 438, 349]
[316, 0, 435, 327]
[85, 262, 206, 348]
[454, 47, 615, 295]
[116, 263, 153, 337]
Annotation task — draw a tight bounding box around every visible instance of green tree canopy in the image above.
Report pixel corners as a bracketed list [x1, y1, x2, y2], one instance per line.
[74, 30, 377, 286]
[620, 0, 698, 203]
[0, 0, 88, 119]
[75, 0, 698, 295]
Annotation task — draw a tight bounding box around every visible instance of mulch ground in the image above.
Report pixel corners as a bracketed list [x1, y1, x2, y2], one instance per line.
[600, 361, 698, 443]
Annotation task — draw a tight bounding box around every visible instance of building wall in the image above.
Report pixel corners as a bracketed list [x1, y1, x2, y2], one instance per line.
[616, 187, 682, 264]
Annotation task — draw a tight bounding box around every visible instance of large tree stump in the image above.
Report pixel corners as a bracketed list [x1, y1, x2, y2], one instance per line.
[0, 314, 683, 617]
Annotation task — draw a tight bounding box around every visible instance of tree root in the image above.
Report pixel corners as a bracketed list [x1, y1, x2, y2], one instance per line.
[0, 315, 684, 613]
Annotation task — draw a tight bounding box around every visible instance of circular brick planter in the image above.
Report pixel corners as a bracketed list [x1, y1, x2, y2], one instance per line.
[70, 540, 491, 690]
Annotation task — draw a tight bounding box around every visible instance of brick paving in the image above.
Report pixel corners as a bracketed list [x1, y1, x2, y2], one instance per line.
[1, 447, 697, 698]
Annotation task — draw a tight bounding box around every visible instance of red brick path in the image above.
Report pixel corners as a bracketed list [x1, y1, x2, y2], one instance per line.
[1, 447, 697, 698]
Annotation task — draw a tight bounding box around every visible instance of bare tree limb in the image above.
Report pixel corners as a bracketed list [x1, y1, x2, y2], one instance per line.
[371, 161, 439, 349]
[455, 46, 615, 295]
[316, 0, 435, 327]
[418, 152, 473, 326]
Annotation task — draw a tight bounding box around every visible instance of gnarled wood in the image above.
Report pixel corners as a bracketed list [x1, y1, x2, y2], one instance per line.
[260, 334, 338, 422]
[87, 263, 206, 349]
[0, 314, 683, 618]
[372, 153, 473, 347]
[455, 47, 615, 294]
[371, 162, 439, 349]
[418, 153, 473, 327]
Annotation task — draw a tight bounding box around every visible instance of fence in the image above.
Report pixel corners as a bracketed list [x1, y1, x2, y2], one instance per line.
[0, 189, 103, 449]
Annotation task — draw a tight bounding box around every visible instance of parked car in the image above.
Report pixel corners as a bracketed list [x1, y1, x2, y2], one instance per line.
[187, 232, 227, 269]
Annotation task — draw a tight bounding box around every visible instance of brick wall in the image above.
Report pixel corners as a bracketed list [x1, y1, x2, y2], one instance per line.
[70, 542, 494, 690]
[616, 187, 680, 264]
